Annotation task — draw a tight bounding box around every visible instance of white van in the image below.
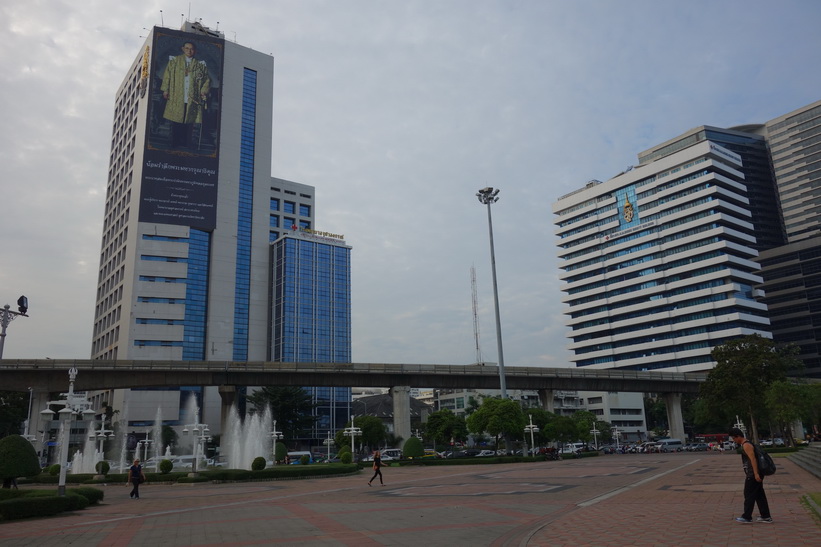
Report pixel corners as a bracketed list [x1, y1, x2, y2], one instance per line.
[382, 449, 402, 460]
[560, 442, 585, 454]
[655, 439, 683, 452]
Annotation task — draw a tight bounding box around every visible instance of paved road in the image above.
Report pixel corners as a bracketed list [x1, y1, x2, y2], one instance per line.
[0, 452, 818, 546]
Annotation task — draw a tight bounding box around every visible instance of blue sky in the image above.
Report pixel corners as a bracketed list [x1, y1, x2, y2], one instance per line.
[1, 0, 820, 367]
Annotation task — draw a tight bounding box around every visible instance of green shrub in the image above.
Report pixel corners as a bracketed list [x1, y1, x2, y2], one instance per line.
[251, 456, 266, 471]
[0, 435, 42, 487]
[68, 487, 104, 504]
[159, 459, 173, 474]
[340, 452, 353, 464]
[402, 437, 424, 459]
[275, 442, 288, 463]
[0, 496, 73, 520]
[299, 454, 310, 465]
[48, 464, 61, 476]
[95, 461, 110, 475]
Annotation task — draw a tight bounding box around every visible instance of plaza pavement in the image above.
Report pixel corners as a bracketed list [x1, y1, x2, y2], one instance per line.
[0, 451, 819, 546]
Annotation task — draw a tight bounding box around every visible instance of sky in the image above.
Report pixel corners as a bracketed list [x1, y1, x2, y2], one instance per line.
[2, 0, 821, 369]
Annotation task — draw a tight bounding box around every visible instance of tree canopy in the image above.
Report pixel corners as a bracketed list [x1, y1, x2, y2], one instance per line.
[335, 415, 386, 451]
[701, 334, 801, 441]
[466, 397, 526, 446]
[0, 391, 27, 439]
[424, 409, 468, 448]
[246, 386, 316, 440]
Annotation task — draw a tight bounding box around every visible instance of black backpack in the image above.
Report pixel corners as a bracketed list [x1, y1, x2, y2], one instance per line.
[753, 444, 776, 476]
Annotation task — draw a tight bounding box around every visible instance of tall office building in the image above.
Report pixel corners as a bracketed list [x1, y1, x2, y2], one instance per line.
[270, 231, 353, 442]
[90, 22, 316, 432]
[553, 99, 821, 378]
[753, 100, 821, 378]
[553, 138, 771, 373]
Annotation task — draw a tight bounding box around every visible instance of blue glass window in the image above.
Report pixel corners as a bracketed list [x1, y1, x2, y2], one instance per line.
[233, 68, 257, 361]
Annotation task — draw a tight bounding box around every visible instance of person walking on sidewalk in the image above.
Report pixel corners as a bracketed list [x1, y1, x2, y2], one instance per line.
[127, 458, 146, 499]
[729, 427, 772, 523]
[368, 450, 384, 486]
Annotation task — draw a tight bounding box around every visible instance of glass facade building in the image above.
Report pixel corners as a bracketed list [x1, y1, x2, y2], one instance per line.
[270, 234, 353, 443]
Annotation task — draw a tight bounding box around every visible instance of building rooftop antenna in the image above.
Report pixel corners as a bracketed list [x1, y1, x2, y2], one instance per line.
[471, 264, 483, 365]
[160, 10, 164, 27]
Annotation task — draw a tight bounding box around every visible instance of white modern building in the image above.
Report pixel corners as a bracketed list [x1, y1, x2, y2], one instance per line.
[553, 139, 772, 373]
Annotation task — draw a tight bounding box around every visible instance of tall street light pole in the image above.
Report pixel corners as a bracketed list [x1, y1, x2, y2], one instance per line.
[476, 187, 507, 399]
[0, 297, 29, 359]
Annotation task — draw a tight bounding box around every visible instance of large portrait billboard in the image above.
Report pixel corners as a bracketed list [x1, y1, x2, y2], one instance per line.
[140, 28, 224, 230]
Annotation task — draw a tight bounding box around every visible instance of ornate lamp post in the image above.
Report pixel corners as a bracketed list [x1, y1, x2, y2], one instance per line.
[343, 415, 362, 457]
[590, 422, 601, 450]
[137, 435, 154, 463]
[182, 419, 210, 476]
[322, 431, 334, 463]
[476, 187, 507, 399]
[611, 427, 622, 452]
[270, 420, 284, 464]
[524, 414, 539, 456]
[39, 367, 95, 496]
[88, 419, 115, 468]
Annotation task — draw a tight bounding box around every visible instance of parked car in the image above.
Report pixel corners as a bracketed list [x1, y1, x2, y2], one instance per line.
[362, 454, 395, 462]
[690, 443, 709, 452]
[477, 450, 496, 457]
[760, 439, 773, 447]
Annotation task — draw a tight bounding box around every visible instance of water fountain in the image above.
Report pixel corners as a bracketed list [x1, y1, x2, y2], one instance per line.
[222, 404, 274, 469]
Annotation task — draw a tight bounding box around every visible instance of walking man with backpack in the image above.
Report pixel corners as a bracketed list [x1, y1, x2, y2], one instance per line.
[729, 427, 773, 523]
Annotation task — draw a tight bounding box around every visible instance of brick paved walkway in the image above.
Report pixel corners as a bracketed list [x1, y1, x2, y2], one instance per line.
[0, 452, 818, 546]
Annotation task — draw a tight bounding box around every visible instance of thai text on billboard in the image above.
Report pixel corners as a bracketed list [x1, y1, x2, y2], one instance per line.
[139, 27, 225, 230]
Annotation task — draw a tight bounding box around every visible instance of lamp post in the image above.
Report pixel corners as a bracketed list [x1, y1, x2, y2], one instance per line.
[271, 420, 283, 464]
[343, 415, 362, 458]
[323, 431, 334, 463]
[590, 422, 600, 450]
[88, 419, 115, 469]
[22, 387, 36, 443]
[476, 187, 507, 399]
[0, 297, 29, 359]
[612, 427, 622, 452]
[524, 414, 539, 456]
[39, 367, 95, 496]
[137, 434, 154, 463]
[182, 418, 210, 476]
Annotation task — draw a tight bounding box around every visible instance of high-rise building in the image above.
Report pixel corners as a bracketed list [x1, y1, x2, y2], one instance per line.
[553, 99, 821, 378]
[270, 231, 353, 442]
[753, 100, 821, 378]
[553, 137, 771, 373]
[90, 22, 317, 432]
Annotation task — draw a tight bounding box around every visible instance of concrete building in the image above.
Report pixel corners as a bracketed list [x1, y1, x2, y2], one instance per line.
[87, 21, 316, 436]
[553, 138, 771, 373]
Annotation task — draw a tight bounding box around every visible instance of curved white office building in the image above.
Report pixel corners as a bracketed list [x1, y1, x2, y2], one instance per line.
[553, 138, 771, 373]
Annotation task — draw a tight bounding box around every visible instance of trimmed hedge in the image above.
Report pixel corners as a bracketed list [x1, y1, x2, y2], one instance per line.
[0, 487, 103, 521]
